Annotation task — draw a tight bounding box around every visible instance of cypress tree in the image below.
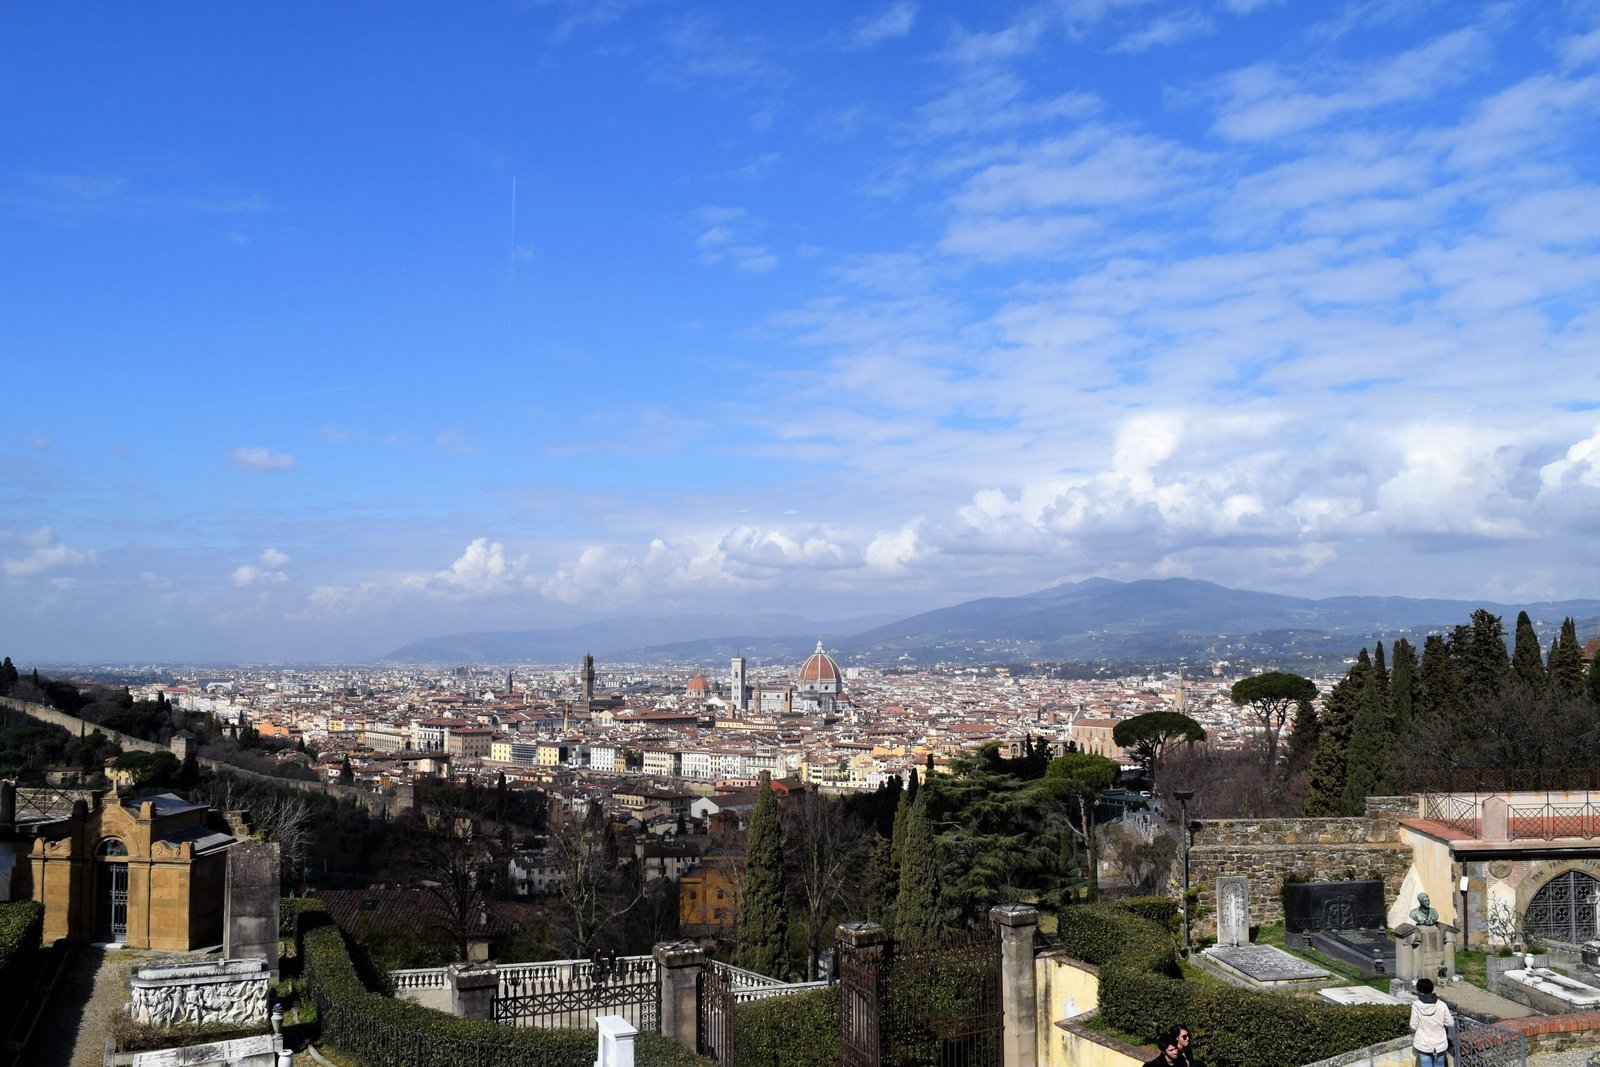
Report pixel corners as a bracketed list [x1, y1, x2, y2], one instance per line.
[1417, 634, 1462, 726]
[907, 766, 920, 808]
[0, 657, 16, 694]
[1304, 650, 1369, 815]
[1454, 609, 1509, 704]
[1547, 617, 1586, 701]
[1390, 638, 1417, 738]
[1511, 611, 1546, 694]
[1342, 669, 1390, 813]
[865, 833, 897, 926]
[1372, 641, 1390, 711]
[736, 773, 790, 977]
[1305, 652, 1369, 819]
[894, 793, 942, 945]
[1589, 652, 1600, 707]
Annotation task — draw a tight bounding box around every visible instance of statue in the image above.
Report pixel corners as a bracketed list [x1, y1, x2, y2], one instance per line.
[1410, 892, 1439, 927]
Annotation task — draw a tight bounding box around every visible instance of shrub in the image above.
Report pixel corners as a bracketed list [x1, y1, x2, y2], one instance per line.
[733, 986, 838, 1067]
[1115, 895, 1180, 929]
[0, 900, 43, 1002]
[1056, 902, 1407, 1067]
[298, 903, 709, 1067]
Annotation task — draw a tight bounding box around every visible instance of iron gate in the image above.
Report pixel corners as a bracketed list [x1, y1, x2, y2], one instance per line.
[1525, 870, 1600, 946]
[840, 927, 1002, 1067]
[698, 963, 736, 1065]
[1457, 1016, 1526, 1067]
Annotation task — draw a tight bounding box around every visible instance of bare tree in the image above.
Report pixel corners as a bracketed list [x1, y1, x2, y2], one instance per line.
[546, 800, 645, 957]
[392, 780, 501, 960]
[782, 790, 868, 979]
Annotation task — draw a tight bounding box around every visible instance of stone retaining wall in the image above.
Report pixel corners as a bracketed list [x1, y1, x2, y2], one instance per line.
[0, 696, 411, 817]
[1184, 796, 1416, 927]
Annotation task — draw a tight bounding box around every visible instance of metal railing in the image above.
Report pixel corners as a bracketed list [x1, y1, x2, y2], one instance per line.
[1457, 1016, 1526, 1067]
[1507, 800, 1600, 841]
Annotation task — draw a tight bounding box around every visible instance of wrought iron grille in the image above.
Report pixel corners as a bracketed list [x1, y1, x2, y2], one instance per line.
[13, 786, 92, 822]
[698, 959, 736, 1065]
[1507, 801, 1600, 841]
[1422, 793, 1479, 833]
[1457, 1016, 1526, 1067]
[882, 930, 1002, 1067]
[492, 955, 659, 1032]
[1524, 870, 1600, 947]
[839, 934, 885, 1067]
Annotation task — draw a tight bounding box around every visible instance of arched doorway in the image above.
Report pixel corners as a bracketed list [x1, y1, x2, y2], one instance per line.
[96, 838, 129, 943]
[1525, 870, 1600, 946]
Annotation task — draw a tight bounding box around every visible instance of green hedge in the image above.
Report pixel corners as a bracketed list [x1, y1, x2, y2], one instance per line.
[733, 986, 838, 1067]
[0, 901, 44, 1002]
[1115, 895, 1180, 929]
[296, 900, 709, 1067]
[1056, 903, 1407, 1067]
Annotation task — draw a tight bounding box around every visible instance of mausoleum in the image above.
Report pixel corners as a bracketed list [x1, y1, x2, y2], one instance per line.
[29, 788, 237, 949]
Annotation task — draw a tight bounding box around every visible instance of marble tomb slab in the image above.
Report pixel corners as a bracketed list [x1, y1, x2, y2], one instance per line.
[1319, 985, 1405, 1006]
[1199, 944, 1339, 992]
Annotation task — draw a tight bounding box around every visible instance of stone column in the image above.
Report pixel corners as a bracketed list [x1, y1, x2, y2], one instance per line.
[991, 905, 1039, 1067]
[596, 1015, 638, 1067]
[448, 963, 499, 1020]
[653, 940, 704, 1052]
[836, 921, 890, 1067]
[1481, 797, 1509, 843]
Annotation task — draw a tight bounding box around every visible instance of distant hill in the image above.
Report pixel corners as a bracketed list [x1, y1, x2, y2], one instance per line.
[829, 578, 1600, 665]
[379, 612, 901, 665]
[378, 580, 1600, 668]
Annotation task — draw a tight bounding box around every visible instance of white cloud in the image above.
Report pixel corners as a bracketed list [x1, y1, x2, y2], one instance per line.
[1211, 28, 1488, 141]
[433, 538, 520, 597]
[691, 206, 778, 273]
[232, 547, 291, 587]
[1111, 9, 1213, 53]
[848, 2, 916, 48]
[2, 527, 96, 578]
[227, 446, 296, 472]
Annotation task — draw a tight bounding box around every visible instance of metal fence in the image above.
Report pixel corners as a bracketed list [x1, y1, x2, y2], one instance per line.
[1456, 1016, 1526, 1067]
[492, 955, 660, 1033]
[1507, 799, 1600, 841]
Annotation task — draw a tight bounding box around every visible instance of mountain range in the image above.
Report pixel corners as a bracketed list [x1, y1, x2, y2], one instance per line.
[378, 579, 1600, 668]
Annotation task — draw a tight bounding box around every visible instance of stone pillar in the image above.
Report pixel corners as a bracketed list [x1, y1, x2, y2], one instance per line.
[992, 905, 1039, 1067]
[448, 963, 499, 1020]
[837, 921, 890, 1067]
[596, 1014, 638, 1067]
[653, 940, 704, 1052]
[1481, 797, 1508, 843]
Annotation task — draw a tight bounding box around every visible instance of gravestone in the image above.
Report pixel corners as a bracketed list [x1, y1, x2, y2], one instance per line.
[224, 841, 281, 976]
[1199, 944, 1337, 992]
[1320, 985, 1404, 1006]
[1216, 876, 1249, 948]
[1284, 879, 1387, 933]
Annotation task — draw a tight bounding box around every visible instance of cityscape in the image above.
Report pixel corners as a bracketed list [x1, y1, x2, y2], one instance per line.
[2, 2, 1598, 1067]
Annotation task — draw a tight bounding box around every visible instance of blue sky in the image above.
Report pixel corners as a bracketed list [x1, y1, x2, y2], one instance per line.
[3, 0, 1598, 663]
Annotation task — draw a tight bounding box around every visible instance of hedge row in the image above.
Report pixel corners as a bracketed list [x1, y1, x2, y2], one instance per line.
[294, 900, 710, 1067]
[1056, 903, 1408, 1067]
[0, 901, 44, 1003]
[733, 986, 839, 1067]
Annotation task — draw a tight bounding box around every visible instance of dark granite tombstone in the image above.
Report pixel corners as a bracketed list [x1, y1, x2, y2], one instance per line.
[1283, 879, 1393, 975]
[1284, 879, 1387, 933]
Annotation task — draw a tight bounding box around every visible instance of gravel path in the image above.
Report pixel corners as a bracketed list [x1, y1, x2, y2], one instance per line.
[31, 946, 154, 1067]
[1530, 1050, 1600, 1066]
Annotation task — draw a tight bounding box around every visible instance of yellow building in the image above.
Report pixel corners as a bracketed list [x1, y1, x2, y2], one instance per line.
[30, 790, 237, 950]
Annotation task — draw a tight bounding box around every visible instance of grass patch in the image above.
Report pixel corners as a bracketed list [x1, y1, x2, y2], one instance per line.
[1455, 947, 1488, 988]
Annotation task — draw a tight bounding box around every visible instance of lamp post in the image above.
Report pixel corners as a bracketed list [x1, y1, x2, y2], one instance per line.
[1174, 789, 1195, 954]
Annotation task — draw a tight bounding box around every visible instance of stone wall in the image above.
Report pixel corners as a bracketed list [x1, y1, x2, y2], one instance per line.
[1183, 796, 1416, 928]
[0, 696, 411, 817]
